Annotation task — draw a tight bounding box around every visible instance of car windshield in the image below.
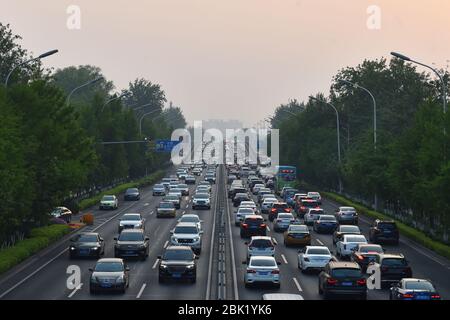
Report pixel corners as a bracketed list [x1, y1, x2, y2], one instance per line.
[159, 202, 174, 208]
[174, 226, 198, 234]
[126, 188, 138, 193]
[118, 232, 144, 241]
[178, 184, 187, 188]
[163, 249, 193, 261]
[250, 239, 272, 248]
[194, 194, 208, 199]
[382, 258, 407, 266]
[278, 214, 293, 219]
[346, 236, 366, 242]
[238, 208, 254, 214]
[405, 281, 435, 291]
[180, 216, 200, 223]
[251, 259, 276, 267]
[78, 234, 98, 242]
[359, 245, 383, 253]
[379, 222, 397, 230]
[307, 248, 330, 255]
[102, 196, 114, 201]
[340, 226, 360, 233]
[332, 268, 361, 278]
[94, 262, 123, 272]
[320, 216, 336, 221]
[341, 207, 355, 211]
[154, 184, 164, 188]
[289, 225, 308, 232]
[302, 201, 318, 207]
[121, 214, 140, 221]
[274, 203, 288, 209]
[165, 195, 178, 200]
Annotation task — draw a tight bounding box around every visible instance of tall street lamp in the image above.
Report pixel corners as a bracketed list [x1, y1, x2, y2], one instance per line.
[139, 109, 160, 135]
[101, 91, 131, 112]
[66, 76, 104, 106]
[4, 49, 59, 87]
[391, 52, 447, 114]
[310, 96, 342, 193]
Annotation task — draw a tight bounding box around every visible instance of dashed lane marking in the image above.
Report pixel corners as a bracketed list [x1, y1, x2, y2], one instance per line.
[136, 283, 146, 299]
[293, 277, 303, 292]
[152, 259, 160, 269]
[281, 254, 288, 264]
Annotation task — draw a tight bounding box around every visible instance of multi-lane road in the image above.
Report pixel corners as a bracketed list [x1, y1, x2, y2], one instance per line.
[0, 165, 449, 300]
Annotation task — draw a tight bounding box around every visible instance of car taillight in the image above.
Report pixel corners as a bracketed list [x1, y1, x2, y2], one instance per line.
[260, 224, 267, 228]
[271, 208, 277, 213]
[327, 278, 338, 285]
[357, 254, 364, 261]
[357, 278, 366, 286]
[431, 294, 441, 299]
[402, 293, 414, 299]
[242, 224, 248, 229]
[271, 270, 280, 274]
[247, 269, 256, 273]
[285, 208, 291, 212]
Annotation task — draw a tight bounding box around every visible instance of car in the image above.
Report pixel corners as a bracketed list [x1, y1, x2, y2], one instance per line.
[163, 194, 181, 209]
[185, 175, 196, 184]
[89, 258, 129, 294]
[350, 244, 384, 271]
[370, 253, 412, 288]
[178, 170, 189, 180]
[304, 208, 325, 226]
[318, 261, 367, 300]
[177, 184, 189, 196]
[244, 256, 281, 288]
[118, 213, 145, 233]
[252, 184, 266, 195]
[283, 224, 311, 247]
[69, 232, 105, 259]
[178, 214, 203, 231]
[168, 189, 182, 199]
[195, 186, 210, 194]
[296, 198, 320, 218]
[334, 206, 358, 225]
[283, 189, 299, 206]
[245, 236, 275, 261]
[227, 174, 237, 184]
[332, 225, 362, 244]
[280, 186, 295, 198]
[152, 184, 166, 196]
[156, 201, 177, 218]
[235, 207, 256, 226]
[240, 215, 267, 238]
[99, 195, 118, 210]
[205, 173, 216, 184]
[170, 222, 203, 254]
[233, 192, 251, 207]
[390, 278, 441, 300]
[192, 193, 211, 210]
[313, 215, 338, 234]
[298, 246, 333, 272]
[192, 168, 202, 176]
[262, 293, 304, 300]
[114, 229, 149, 260]
[369, 220, 399, 244]
[124, 187, 140, 201]
[273, 212, 296, 232]
[50, 206, 73, 222]
[239, 201, 258, 214]
[158, 246, 199, 283]
[261, 198, 277, 214]
[336, 234, 368, 259]
[269, 202, 292, 222]
[307, 192, 322, 204]
[228, 185, 246, 199]
[257, 190, 274, 204]
[161, 178, 171, 189]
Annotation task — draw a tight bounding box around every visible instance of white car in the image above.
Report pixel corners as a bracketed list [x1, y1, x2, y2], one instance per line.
[261, 198, 277, 214]
[195, 186, 210, 194]
[235, 207, 256, 226]
[239, 201, 258, 214]
[170, 222, 203, 254]
[307, 192, 322, 204]
[178, 214, 203, 232]
[336, 234, 368, 259]
[304, 208, 325, 226]
[99, 195, 118, 210]
[252, 184, 266, 195]
[297, 246, 333, 272]
[273, 213, 296, 232]
[244, 256, 280, 288]
[192, 193, 211, 210]
[246, 236, 275, 260]
[118, 213, 145, 232]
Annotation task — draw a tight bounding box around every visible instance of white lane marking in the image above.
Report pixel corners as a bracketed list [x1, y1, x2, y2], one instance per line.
[186, 204, 189, 208]
[152, 259, 160, 269]
[293, 277, 303, 292]
[149, 211, 154, 215]
[136, 283, 146, 299]
[281, 254, 288, 264]
[182, 211, 185, 215]
[316, 239, 324, 246]
[272, 238, 278, 245]
[144, 203, 149, 206]
[68, 283, 83, 298]
[163, 240, 169, 249]
[266, 226, 271, 232]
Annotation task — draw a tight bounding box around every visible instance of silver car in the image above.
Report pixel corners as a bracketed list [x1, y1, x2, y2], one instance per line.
[273, 213, 296, 232]
[89, 258, 129, 294]
[178, 214, 203, 232]
[246, 236, 275, 261]
[244, 256, 280, 288]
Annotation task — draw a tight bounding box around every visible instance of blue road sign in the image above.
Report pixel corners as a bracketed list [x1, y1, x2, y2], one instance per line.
[155, 140, 181, 153]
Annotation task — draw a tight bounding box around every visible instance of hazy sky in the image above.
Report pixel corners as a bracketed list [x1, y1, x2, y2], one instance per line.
[2, 0, 450, 126]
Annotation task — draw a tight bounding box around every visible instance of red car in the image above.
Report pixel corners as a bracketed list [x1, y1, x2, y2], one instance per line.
[269, 202, 292, 222]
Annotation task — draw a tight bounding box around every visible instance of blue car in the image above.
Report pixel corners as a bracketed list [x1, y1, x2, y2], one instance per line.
[313, 215, 338, 234]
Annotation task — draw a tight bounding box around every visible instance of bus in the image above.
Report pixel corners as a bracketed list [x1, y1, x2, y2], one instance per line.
[274, 165, 297, 194]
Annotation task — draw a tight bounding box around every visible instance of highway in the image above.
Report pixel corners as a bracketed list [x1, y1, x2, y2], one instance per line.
[0, 165, 449, 300]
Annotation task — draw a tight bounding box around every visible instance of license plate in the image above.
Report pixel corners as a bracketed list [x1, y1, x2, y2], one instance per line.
[126, 251, 135, 254]
[416, 295, 430, 300]
[258, 272, 269, 276]
[172, 273, 182, 278]
[342, 282, 353, 286]
[79, 249, 89, 255]
[101, 283, 112, 288]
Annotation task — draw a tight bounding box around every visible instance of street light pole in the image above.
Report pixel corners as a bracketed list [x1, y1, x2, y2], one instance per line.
[139, 109, 160, 135]
[310, 96, 342, 193]
[391, 52, 447, 114]
[66, 77, 103, 106]
[101, 91, 131, 112]
[4, 49, 59, 87]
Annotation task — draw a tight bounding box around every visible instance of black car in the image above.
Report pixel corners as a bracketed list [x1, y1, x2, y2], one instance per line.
[318, 261, 367, 300]
[240, 215, 267, 238]
[158, 246, 199, 283]
[124, 188, 140, 201]
[69, 232, 105, 259]
[233, 192, 250, 207]
[372, 253, 412, 288]
[114, 229, 149, 260]
[350, 244, 384, 271]
[89, 258, 129, 294]
[390, 278, 441, 300]
[369, 220, 399, 244]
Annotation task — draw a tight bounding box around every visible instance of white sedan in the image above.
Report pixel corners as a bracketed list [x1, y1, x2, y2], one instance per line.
[297, 246, 333, 273]
[244, 256, 281, 288]
[336, 234, 368, 259]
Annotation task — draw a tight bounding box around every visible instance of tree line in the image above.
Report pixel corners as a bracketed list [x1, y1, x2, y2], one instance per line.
[0, 23, 186, 245]
[272, 58, 450, 243]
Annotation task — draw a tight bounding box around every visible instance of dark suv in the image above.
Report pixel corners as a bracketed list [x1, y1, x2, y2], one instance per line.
[318, 261, 367, 300]
[114, 229, 149, 260]
[372, 254, 412, 288]
[124, 188, 140, 201]
[158, 246, 198, 283]
[240, 215, 267, 238]
[369, 220, 399, 244]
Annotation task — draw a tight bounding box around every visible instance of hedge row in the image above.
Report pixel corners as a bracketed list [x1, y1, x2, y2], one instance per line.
[78, 170, 165, 210]
[323, 191, 450, 260]
[0, 225, 71, 275]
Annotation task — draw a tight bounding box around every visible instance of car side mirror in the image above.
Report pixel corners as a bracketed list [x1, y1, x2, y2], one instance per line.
[88, 268, 93, 272]
[145, 237, 150, 241]
[99, 238, 104, 242]
[125, 267, 130, 271]
[195, 256, 200, 260]
[113, 237, 117, 241]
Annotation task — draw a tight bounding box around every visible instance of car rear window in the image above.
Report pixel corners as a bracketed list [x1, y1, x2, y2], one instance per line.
[307, 248, 330, 255]
[251, 259, 276, 267]
[163, 249, 193, 261]
[273, 203, 289, 209]
[244, 218, 263, 225]
[379, 222, 397, 230]
[359, 245, 383, 253]
[250, 239, 272, 248]
[118, 232, 144, 241]
[319, 216, 336, 221]
[331, 268, 362, 278]
[405, 281, 435, 291]
[340, 226, 359, 233]
[159, 202, 174, 208]
[238, 208, 254, 214]
[382, 258, 407, 266]
[302, 200, 319, 207]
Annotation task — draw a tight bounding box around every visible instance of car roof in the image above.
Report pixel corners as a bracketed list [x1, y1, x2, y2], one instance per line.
[176, 222, 198, 227]
[318, 215, 335, 219]
[380, 253, 405, 259]
[306, 245, 329, 250]
[120, 228, 144, 234]
[122, 213, 141, 217]
[250, 236, 272, 241]
[244, 215, 264, 220]
[249, 255, 276, 261]
[79, 232, 99, 236]
[97, 258, 123, 263]
[262, 294, 304, 300]
[165, 245, 193, 251]
[328, 261, 360, 269]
